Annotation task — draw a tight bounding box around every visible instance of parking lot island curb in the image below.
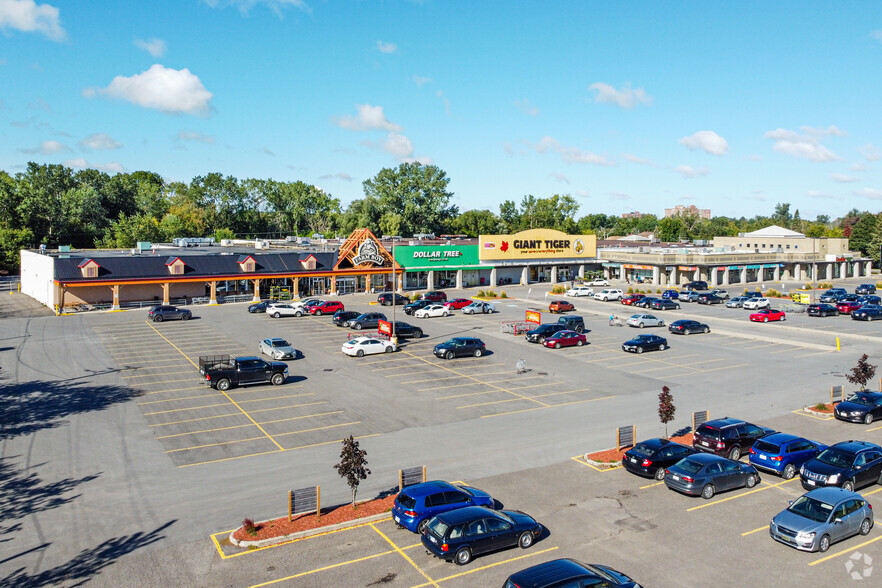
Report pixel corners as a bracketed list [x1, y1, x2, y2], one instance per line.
[227, 512, 392, 549]
[582, 454, 622, 469]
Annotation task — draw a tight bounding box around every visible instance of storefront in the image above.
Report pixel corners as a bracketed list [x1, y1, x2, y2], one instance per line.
[393, 244, 486, 290]
[479, 229, 598, 285]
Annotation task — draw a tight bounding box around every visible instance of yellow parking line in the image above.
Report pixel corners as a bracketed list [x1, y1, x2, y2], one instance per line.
[484, 395, 615, 418]
[571, 455, 621, 473]
[423, 381, 495, 392]
[241, 401, 328, 414]
[437, 389, 501, 400]
[862, 487, 882, 496]
[529, 388, 592, 399]
[809, 535, 882, 566]
[140, 385, 205, 395]
[411, 546, 560, 588]
[139, 393, 216, 406]
[792, 409, 834, 421]
[687, 478, 797, 512]
[868, 424, 882, 432]
[235, 393, 315, 404]
[742, 525, 768, 536]
[272, 421, 360, 438]
[249, 549, 397, 586]
[227, 384, 303, 394]
[122, 369, 195, 378]
[167, 436, 270, 453]
[143, 402, 230, 416]
[179, 448, 284, 468]
[257, 410, 343, 426]
[156, 422, 257, 439]
[369, 524, 439, 588]
[150, 413, 244, 427]
[283, 433, 380, 451]
[639, 481, 664, 490]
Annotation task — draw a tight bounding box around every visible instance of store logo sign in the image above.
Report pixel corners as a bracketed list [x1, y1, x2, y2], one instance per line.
[352, 238, 384, 266]
[573, 239, 584, 254]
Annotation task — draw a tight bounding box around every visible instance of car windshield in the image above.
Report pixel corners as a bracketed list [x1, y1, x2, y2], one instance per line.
[427, 518, 449, 537]
[788, 496, 833, 523]
[271, 340, 290, 347]
[631, 443, 656, 457]
[816, 448, 854, 468]
[752, 439, 780, 453]
[696, 426, 721, 441]
[396, 493, 416, 509]
[345, 339, 360, 345]
[846, 393, 874, 406]
[676, 459, 704, 474]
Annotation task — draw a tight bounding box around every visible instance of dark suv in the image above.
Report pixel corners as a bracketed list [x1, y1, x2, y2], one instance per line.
[692, 417, 775, 460]
[377, 292, 410, 306]
[856, 284, 877, 295]
[800, 440, 882, 492]
[684, 281, 708, 291]
[557, 315, 585, 333]
[525, 324, 566, 343]
[819, 288, 847, 303]
[433, 337, 486, 359]
[345, 312, 387, 330]
[147, 305, 192, 322]
[403, 299, 431, 315]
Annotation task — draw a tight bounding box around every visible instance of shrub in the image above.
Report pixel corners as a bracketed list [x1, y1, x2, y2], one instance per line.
[627, 287, 634, 293]
[876, 281, 882, 289]
[551, 285, 566, 294]
[500, 290, 507, 298]
[477, 290, 485, 298]
[656, 288, 661, 293]
[805, 282, 814, 290]
[486, 289, 498, 298]
[242, 517, 258, 536]
[813, 403, 829, 411]
[767, 288, 780, 298]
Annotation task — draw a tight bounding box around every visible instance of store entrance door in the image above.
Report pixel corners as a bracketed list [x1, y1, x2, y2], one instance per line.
[336, 277, 356, 295]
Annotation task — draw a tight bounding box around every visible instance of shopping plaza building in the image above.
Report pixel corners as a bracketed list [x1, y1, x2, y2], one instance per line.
[19, 225, 872, 311]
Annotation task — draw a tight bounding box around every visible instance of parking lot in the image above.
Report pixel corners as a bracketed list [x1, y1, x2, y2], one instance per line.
[2, 281, 882, 587]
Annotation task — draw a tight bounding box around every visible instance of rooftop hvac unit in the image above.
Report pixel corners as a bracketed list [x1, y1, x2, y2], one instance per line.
[221, 239, 232, 246]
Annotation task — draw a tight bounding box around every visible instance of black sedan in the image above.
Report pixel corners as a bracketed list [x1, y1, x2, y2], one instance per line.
[422, 506, 542, 565]
[856, 284, 877, 295]
[852, 305, 882, 321]
[650, 299, 680, 310]
[858, 295, 882, 306]
[696, 293, 723, 305]
[622, 334, 667, 353]
[633, 297, 658, 309]
[504, 559, 640, 588]
[332, 310, 360, 327]
[834, 392, 882, 424]
[390, 321, 423, 339]
[622, 439, 698, 480]
[433, 337, 486, 359]
[403, 299, 432, 315]
[248, 301, 270, 313]
[668, 319, 710, 335]
[807, 303, 839, 317]
[664, 453, 760, 499]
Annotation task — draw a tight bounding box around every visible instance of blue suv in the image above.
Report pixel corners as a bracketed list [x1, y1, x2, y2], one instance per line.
[749, 433, 826, 479]
[392, 481, 494, 533]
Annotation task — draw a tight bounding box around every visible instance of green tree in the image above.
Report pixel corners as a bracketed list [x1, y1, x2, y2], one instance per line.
[0, 227, 34, 273]
[15, 162, 76, 247]
[97, 213, 162, 248]
[301, 187, 341, 237]
[656, 216, 684, 242]
[452, 209, 500, 236]
[848, 213, 876, 255]
[337, 196, 383, 235]
[498, 200, 521, 233]
[334, 436, 371, 506]
[362, 163, 458, 236]
[772, 202, 792, 227]
[868, 214, 882, 265]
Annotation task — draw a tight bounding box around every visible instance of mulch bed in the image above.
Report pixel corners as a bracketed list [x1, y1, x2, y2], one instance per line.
[586, 433, 694, 466]
[232, 494, 397, 542]
[806, 402, 839, 414]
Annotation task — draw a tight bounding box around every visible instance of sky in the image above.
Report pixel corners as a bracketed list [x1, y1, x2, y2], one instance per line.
[2, 0, 882, 221]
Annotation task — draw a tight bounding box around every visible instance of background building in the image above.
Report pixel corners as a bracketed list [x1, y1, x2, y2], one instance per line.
[664, 204, 712, 220]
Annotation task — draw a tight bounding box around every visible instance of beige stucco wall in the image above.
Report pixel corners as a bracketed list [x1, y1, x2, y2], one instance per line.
[711, 236, 851, 256]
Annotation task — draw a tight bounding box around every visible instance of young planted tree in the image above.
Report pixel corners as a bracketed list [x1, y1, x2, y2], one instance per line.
[334, 436, 371, 507]
[658, 386, 676, 438]
[846, 354, 877, 391]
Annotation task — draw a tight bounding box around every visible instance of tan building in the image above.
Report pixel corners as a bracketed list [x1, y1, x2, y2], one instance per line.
[664, 204, 711, 220]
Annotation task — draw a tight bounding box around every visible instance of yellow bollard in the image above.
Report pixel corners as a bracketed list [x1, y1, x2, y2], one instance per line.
[836, 337, 840, 351]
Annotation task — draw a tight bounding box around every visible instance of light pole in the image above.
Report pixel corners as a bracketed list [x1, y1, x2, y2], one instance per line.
[391, 239, 397, 347]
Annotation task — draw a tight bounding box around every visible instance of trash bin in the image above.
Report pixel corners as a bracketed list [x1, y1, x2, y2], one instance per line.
[480, 277, 486, 285]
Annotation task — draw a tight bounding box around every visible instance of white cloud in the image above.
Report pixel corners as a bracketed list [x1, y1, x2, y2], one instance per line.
[376, 40, 397, 54]
[528, 135, 614, 166]
[134, 38, 166, 57]
[383, 132, 413, 159]
[502, 142, 514, 156]
[334, 104, 402, 132]
[20, 139, 69, 154]
[319, 172, 353, 182]
[202, 0, 311, 16]
[436, 90, 451, 117]
[610, 192, 630, 201]
[806, 190, 834, 199]
[177, 130, 215, 143]
[79, 133, 121, 150]
[855, 187, 882, 199]
[831, 173, 858, 183]
[679, 130, 729, 156]
[259, 146, 275, 156]
[0, 0, 65, 41]
[622, 153, 653, 166]
[746, 155, 763, 162]
[413, 75, 432, 87]
[574, 190, 591, 199]
[763, 127, 840, 162]
[589, 82, 652, 109]
[85, 64, 213, 115]
[515, 98, 539, 117]
[851, 162, 867, 172]
[63, 158, 125, 173]
[859, 144, 881, 162]
[872, 30, 882, 43]
[548, 172, 569, 184]
[674, 165, 709, 178]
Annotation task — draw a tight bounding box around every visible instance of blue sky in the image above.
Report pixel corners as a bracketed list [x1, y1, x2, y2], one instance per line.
[2, 0, 881, 220]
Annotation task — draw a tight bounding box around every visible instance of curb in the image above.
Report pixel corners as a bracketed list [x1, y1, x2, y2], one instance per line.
[228, 512, 392, 548]
[803, 405, 836, 416]
[582, 455, 621, 469]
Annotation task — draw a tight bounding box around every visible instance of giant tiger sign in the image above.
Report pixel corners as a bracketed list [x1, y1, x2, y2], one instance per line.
[479, 229, 597, 261]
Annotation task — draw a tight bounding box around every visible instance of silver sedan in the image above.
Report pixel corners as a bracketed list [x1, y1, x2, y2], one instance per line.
[258, 337, 297, 360]
[626, 313, 665, 328]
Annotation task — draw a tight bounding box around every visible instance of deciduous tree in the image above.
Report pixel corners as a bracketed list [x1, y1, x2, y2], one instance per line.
[846, 354, 877, 391]
[658, 386, 676, 437]
[334, 436, 371, 506]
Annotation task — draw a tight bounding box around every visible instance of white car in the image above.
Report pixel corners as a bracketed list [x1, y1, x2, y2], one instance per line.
[341, 336, 396, 357]
[594, 289, 624, 302]
[626, 314, 665, 328]
[743, 297, 770, 310]
[565, 286, 594, 297]
[267, 303, 301, 318]
[710, 289, 730, 300]
[586, 278, 610, 287]
[415, 304, 450, 318]
[462, 301, 496, 314]
[258, 337, 297, 360]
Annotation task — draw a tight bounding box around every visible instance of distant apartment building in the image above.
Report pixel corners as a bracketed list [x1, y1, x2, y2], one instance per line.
[621, 211, 643, 218]
[664, 204, 711, 220]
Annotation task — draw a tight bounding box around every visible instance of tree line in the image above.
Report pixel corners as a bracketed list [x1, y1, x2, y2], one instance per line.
[0, 162, 875, 273]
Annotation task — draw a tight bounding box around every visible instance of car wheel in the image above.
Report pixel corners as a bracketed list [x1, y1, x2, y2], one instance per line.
[538, 336, 546, 344]
[354, 323, 362, 330]
[295, 310, 303, 317]
[685, 329, 691, 335]
[701, 484, 715, 500]
[217, 379, 231, 392]
[658, 343, 666, 351]
[554, 342, 561, 349]
[443, 311, 449, 317]
[316, 310, 323, 316]
[654, 467, 666, 481]
[182, 313, 190, 321]
[271, 373, 285, 385]
[446, 351, 454, 360]
[819, 534, 831, 553]
[860, 518, 873, 536]
[356, 349, 364, 357]
[842, 480, 855, 492]
[746, 474, 757, 488]
[413, 330, 422, 338]
[153, 315, 163, 322]
[658, 321, 664, 327]
[638, 322, 644, 328]
[675, 304, 680, 309]
[273, 312, 281, 318]
[474, 348, 483, 357]
[763, 317, 769, 323]
[783, 464, 796, 479]
[518, 531, 534, 549]
[728, 446, 741, 460]
[865, 413, 874, 425]
[636, 347, 643, 354]
[454, 547, 472, 566]
[576, 340, 584, 347]
[385, 346, 393, 353]
[417, 519, 429, 534]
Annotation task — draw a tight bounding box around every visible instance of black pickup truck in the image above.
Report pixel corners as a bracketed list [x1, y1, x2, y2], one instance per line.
[199, 355, 288, 391]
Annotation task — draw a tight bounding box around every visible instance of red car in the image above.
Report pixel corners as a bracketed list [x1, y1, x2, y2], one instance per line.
[836, 301, 863, 314]
[749, 309, 786, 322]
[422, 291, 448, 302]
[621, 294, 646, 306]
[541, 330, 587, 349]
[309, 300, 344, 315]
[548, 300, 575, 313]
[444, 298, 472, 310]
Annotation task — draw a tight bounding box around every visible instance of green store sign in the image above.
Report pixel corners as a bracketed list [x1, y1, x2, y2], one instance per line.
[394, 245, 480, 270]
